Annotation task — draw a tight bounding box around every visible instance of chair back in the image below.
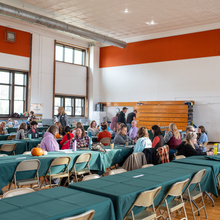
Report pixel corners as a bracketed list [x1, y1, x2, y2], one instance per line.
[15, 160, 40, 172]
[75, 153, 92, 164]
[82, 174, 100, 181]
[23, 151, 32, 155]
[0, 154, 8, 157]
[168, 179, 189, 197]
[3, 188, 34, 198]
[100, 138, 111, 145]
[0, 144, 16, 155]
[190, 169, 206, 185]
[142, 164, 154, 168]
[61, 210, 95, 220]
[7, 135, 16, 140]
[203, 142, 208, 148]
[109, 168, 127, 175]
[135, 186, 161, 207]
[51, 156, 71, 166]
[175, 155, 186, 160]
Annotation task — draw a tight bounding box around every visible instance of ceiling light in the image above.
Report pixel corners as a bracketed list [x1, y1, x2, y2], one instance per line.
[124, 9, 128, 13]
[145, 20, 158, 25]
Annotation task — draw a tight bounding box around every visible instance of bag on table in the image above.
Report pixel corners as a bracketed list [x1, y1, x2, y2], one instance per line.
[91, 143, 107, 153]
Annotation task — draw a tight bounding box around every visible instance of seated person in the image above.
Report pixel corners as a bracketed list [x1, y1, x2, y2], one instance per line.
[176, 132, 213, 157]
[114, 124, 132, 145]
[7, 118, 13, 128]
[16, 123, 27, 139]
[72, 122, 84, 136]
[151, 125, 164, 149]
[197, 126, 208, 145]
[112, 122, 123, 138]
[73, 126, 89, 149]
[164, 123, 182, 156]
[87, 120, 99, 136]
[100, 121, 111, 132]
[60, 126, 74, 147]
[133, 127, 152, 153]
[27, 121, 39, 139]
[0, 121, 8, 135]
[40, 125, 59, 151]
[97, 123, 111, 146]
[128, 120, 138, 140]
[55, 121, 65, 136]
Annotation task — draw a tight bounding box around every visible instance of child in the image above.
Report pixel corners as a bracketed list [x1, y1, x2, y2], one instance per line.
[27, 121, 39, 139]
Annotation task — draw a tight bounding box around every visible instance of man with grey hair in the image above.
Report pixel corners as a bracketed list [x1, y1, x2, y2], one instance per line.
[128, 120, 138, 140]
[186, 125, 195, 133]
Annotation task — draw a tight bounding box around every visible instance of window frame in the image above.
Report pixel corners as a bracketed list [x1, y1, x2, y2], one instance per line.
[54, 95, 85, 117]
[0, 69, 28, 117]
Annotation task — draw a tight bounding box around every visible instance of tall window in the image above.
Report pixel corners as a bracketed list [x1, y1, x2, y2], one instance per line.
[54, 95, 85, 117]
[0, 70, 28, 116]
[55, 43, 86, 66]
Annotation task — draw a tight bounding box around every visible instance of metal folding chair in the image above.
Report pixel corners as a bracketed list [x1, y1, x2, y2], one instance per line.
[142, 164, 154, 168]
[175, 155, 186, 160]
[109, 168, 127, 175]
[82, 174, 100, 181]
[0, 144, 16, 155]
[61, 210, 95, 220]
[100, 137, 111, 145]
[3, 188, 34, 198]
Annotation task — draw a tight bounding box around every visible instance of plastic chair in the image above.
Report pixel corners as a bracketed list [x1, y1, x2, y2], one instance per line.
[23, 151, 32, 155]
[82, 174, 100, 181]
[175, 155, 186, 160]
[183, 169, 207, 220]
[61, 210, 95, 220]
[142, 164, 154, 168]
[3, 188, 35, 198]
[99, 137, 111, 145]
[7, 135, 16, 140]
[70, 153, 92, 182]
[0, 154, 8, 157]
[0, 144, 16, 155]
[157, 178, 189, 220]
[8, 159, 41, 190]
[41, 156, 71, 188]
[109, 168, 127, 175]
[124, 186, 161, 220]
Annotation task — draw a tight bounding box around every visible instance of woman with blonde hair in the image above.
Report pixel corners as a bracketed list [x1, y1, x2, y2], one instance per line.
[176, 132, 213, 157]
[133, 127, 152, 153]
[15, 123, 27, 139]
[87, 120, 99, 136]
[164, 123, 182, 156]
[57, 106, 68, 129]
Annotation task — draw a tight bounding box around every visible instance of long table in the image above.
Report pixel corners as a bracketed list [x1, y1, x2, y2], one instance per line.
[0, 187, 116, 220]
[69, 162, 216, 220]
[6, 126, 49, 134]
[0, 146, 133, 189]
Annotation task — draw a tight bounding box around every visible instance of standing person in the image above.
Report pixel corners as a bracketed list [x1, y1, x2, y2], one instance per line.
[57, 107, 68, 129]
[27, 121, 39, 139]
[16, 123, 27, 140]
[197, 126, 208, 145]
[110, 113, 119, 131]
[126, 110, 137, 132]
[97, 123, 111, 146]
[72, 127, 89, 149]
[114, 124, 132, 145]
[151, 125, 164, 149]
[118, 107, 128, 125]
[28, 111, 36, 122]
[87, 120, 99, 136]
[128, 120, 138, 140]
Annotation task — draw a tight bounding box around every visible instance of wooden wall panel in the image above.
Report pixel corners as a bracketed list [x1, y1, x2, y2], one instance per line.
[137, 113, 188, 118]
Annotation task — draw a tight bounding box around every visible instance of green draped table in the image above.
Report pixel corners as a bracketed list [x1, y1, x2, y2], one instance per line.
[0, 140, 27, 155]
[0, 134, 10, 141]
[6, 127, 17, 133]
[0, 187, 116, 220]
[0, 146, 133, 189]
[69, 162, 216, 220]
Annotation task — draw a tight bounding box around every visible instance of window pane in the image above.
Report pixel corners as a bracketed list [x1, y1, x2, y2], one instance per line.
[0, 100, 9, 114]
[65, 98, 71, 106]
[75, 107, 82, 116]
[0, 85, 10, 99]
[14, 101, 23, 114]
[65, 107, 71, 115]
[74, 49, 83, 65]
[64, 47, 73, 63]
[55, 97, 61, 107]
[56, 45, 64, 61]
[15, 73, 25, 85]
[75, 98, 82, 107]
[54, 107, 58, 116]
[0, 71, 10, 84]
[14, 86, 24, 100]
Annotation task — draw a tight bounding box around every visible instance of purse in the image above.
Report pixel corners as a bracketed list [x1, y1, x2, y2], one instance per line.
[91, 142, 107, 153]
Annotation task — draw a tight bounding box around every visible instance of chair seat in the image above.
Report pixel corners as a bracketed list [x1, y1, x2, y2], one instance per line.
[16, 178, 38, 186]
[47, 173, 69, 179]
[183, 189, 203, 200]
[160, 200, 184, 212]
[72, 168, 90, 175]
[125, 210, 156, 220]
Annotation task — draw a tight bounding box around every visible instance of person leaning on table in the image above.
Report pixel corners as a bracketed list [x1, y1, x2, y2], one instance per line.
[16, 123, 27, 140]
[114, 124, 132, 145]
[176, 132, 213, 157]
[40, 125, 59, 152]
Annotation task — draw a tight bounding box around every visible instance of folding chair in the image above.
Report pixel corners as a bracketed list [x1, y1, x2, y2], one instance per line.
[124, 186, 161, 220]
[183, 169, 208, 220]
[23, 151, 32, 155]
[100, 137, 111, 145]
[7, 135, 16, 140]
[175, 155, 186, 160]
[142, 164, 154, 168]
[0, 154, 8, 157]
[69, 153, 92, 182]
[41, 156, 71, 188]
[157, 178, 189, 220]
[203, 142, 208, 148]
[8, 159, 41, 190]
[109, 168, 127, 175]
[0, 144, 16, 155]
[3, 188, 35, 198]
[61, 210, 95, 220]
[82, 174, 100, 181]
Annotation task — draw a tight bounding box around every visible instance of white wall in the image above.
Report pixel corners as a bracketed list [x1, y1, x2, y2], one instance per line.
[99, 56, 220, 142]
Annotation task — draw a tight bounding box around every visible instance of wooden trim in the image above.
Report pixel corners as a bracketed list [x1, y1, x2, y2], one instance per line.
[85, 66, 89, 118]
[134, 105, 188, 110]
[55, 93, 86, 98]
[136, 117, 188, 122]
[99, 102, 137, 107]
[28, 33, 32, 113]
[52, 40, 56, 118]
[136, 113, 188, 118]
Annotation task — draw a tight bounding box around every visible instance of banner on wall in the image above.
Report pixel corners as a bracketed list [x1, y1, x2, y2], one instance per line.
[30, 103, 43, 123]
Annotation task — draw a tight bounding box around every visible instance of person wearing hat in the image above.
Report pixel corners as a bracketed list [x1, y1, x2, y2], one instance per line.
[118, 107, 128, 125]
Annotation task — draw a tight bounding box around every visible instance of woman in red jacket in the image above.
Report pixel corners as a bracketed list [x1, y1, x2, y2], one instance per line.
[60, 126, 74, 147]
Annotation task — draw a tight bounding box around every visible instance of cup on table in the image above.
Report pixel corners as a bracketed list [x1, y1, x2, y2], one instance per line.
[28, 134, 32, 139]
[110, 143, 114, 149]
[125, 141, 128, 146]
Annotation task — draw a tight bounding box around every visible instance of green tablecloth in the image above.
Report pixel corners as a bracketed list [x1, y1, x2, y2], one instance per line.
[69, 162, 216, 220]
[0, 146, 132, 189]
[0, 134, 10, 141]
[37, 127, 48, 132]
[6, 127, 17, 133]
[0, 140, 27, 155]
[0, 187, 116, 220]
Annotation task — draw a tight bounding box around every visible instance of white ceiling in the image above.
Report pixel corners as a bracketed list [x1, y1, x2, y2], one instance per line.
[2, 0, 220, 43]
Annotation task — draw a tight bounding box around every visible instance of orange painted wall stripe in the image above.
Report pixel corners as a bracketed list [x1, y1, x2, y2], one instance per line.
[0, 25, 31, 57]
[100, 29, 220, 68]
